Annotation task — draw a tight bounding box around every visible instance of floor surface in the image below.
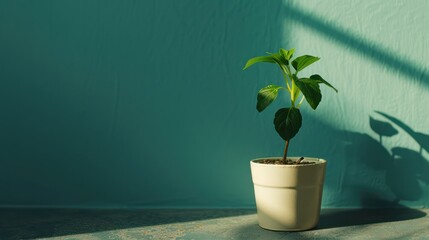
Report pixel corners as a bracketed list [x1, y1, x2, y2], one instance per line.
[1, 208, 428, 239]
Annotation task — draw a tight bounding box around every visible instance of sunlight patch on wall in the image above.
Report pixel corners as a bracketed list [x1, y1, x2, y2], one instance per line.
[282, 0, 429, 138]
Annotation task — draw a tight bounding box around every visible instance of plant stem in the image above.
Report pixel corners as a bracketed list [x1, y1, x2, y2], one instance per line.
[281, 66, 292, 92]
[282, 140, 290, 162]
[297, 95, 305, 108]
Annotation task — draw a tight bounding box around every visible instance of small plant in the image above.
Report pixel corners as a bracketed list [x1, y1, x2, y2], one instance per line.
[244, 48, 337, 163]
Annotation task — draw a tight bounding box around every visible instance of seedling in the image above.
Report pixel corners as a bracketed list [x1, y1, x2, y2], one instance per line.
[244, 48, 337, 163]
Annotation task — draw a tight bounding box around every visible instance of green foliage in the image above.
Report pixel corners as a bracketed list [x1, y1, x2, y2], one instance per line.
[244, 48, 337, 145]
[295, 78, 321, 110]
[243, 55, 276, 70]
[257, 85, 284, 112]
[310, 74, 338, 92]
[291, 55, 320, 72]
[274, 107, 302, 141]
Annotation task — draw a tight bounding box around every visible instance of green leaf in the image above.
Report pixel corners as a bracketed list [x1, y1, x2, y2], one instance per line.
[310, 74, 338, 92]
[295, 78, 322, 109]
[243, 55, 276, 70]
[256, 85, 283, 112]
[273, 107, 302, 141]
[291, 55, 320, 72]
[269, 52, 285, 66]
[280, 48, 295, 60]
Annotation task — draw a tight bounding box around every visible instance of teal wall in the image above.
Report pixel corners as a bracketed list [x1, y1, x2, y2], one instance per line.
[0, 0, 428, 208]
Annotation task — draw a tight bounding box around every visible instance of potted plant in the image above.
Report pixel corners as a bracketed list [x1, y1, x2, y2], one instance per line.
[243, 48, 337, 231]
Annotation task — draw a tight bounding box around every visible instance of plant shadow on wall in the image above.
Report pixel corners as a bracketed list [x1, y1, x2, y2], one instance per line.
[336, 111, 429, 207]
[368, 111, 429, 203]
[314, 111, 429, 229]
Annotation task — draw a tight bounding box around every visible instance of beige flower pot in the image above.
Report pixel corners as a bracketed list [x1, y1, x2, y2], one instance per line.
[250, 157, 327, 231]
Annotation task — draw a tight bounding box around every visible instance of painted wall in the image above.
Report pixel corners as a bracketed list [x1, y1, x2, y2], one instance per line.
[0, 0, 428, 208]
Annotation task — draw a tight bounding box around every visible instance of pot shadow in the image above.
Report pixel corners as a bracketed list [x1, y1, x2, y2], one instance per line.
[317, 204, 427, 230]
[229, 205, 426, 239]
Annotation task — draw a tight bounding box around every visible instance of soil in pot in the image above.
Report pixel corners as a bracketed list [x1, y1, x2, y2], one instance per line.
[258, 157, 316, 165]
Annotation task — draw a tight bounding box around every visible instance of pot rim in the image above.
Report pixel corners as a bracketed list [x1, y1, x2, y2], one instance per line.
[250, 157, 326, 168]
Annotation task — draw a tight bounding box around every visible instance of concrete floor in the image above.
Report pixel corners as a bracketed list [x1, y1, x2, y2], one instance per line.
[1, 208, 428, 239]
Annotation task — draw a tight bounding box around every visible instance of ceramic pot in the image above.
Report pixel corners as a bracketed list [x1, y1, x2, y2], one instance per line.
[250, 157, 327, 231]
